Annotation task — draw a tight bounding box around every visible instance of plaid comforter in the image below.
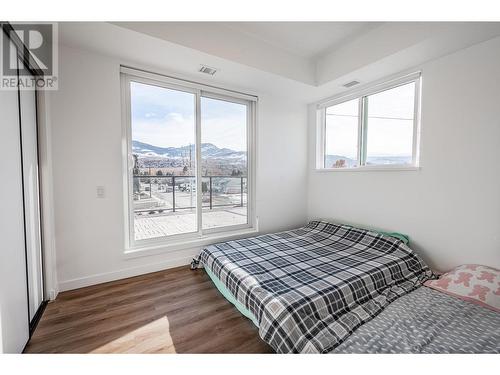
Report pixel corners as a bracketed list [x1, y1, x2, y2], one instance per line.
[199, 221, 433, 353]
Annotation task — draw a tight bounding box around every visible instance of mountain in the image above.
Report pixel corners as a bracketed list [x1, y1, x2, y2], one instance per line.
[366, 155, 412, 165]
[132, 140, 246, 160]
[132, 140, 185, 158]
[324, 154, 412, 168]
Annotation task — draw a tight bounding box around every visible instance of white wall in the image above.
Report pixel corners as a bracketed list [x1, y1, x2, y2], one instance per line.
[50, 45, 308, 291]
[50, 29, 500, 291]
[308, 36, 500, 272]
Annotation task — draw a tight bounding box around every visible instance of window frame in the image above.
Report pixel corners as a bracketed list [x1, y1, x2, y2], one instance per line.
[316, 72, 422, 171]
[120, 67, 257, 252]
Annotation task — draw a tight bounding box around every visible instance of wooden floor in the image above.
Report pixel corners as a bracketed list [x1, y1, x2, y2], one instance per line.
[25, 266, 273, 353]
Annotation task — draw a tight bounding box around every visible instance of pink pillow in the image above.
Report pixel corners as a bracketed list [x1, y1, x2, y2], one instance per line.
[424, 264, 500, 312]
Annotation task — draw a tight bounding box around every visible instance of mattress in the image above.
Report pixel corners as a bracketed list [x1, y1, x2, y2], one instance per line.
[204, 266, 259, 327]
[334, 285, 500, 353]
[199, 220, 432, 353]
[206, 264, 500, 353]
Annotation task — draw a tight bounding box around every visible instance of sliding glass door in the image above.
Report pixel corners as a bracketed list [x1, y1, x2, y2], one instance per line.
[123, 70, 255, 248]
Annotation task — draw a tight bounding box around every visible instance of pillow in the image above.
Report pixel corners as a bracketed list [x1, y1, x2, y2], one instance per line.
[378, 231, 410, 245]
[329, 220, 410, 245]
[424, 264, 500, 312]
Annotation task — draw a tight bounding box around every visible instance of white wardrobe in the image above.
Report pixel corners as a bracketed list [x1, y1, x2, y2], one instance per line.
[0, 33, 45, 353]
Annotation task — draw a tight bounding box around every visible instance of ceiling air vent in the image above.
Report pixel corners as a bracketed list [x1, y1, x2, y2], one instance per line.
[343, 80, 360, 88]
[199, 65, 217, 76]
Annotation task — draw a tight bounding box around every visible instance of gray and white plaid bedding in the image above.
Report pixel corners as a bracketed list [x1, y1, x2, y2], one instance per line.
[199, 220, 433, 353]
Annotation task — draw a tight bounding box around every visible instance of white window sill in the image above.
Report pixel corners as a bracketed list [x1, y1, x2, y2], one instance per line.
[123, 225, 259, 260]
[314, 166, 420, 173]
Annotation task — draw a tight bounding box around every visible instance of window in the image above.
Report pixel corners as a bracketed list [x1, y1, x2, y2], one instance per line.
[122, 68, 255, 248]
[318, 73, 420, 170]
[324, 99, 359, 168]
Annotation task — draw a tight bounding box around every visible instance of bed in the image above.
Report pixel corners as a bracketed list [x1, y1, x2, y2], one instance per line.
[198, 220, 434, 353]
[334, 285, 500, 353]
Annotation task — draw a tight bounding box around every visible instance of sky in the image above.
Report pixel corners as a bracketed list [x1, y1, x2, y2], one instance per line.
[131, 80, 414, 157]
[130, 81, 247, 152]
[325, 82, 415, 158]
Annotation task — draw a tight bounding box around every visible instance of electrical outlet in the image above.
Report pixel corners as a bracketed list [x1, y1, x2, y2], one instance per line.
[96, 186, 105, 198]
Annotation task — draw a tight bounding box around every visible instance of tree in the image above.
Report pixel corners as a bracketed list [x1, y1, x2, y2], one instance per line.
[132, 154, 140, 194]
[132, 154, 139, 174]
[333, 159, 346, 168]
[202, 181, 208, 193]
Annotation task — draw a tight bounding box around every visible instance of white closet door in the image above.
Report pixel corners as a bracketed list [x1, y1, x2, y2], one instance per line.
[0, 42, 30, 353]
[19, 61, 44, 321]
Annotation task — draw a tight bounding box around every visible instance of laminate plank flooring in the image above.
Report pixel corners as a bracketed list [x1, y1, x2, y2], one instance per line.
[24, 266, 273, 353]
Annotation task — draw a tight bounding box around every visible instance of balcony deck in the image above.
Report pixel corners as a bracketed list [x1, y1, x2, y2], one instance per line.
[132, 174, 247, 240]
[134, 206, 247, 240]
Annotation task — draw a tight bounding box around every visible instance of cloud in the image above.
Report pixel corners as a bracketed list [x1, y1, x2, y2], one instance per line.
[166, 112, 187, 122]
[130, 81, 248, 151]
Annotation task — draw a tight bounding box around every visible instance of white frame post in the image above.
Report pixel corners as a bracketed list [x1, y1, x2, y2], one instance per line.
[356, 97, 364, 167]
[316, 108, 326, 169]
[195, 90, 203, 237]
[411, 76, 422, 167]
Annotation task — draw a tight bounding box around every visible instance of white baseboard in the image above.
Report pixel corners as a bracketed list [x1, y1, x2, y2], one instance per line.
[47, 289, 59, 301]
[58, 254, 194, 292]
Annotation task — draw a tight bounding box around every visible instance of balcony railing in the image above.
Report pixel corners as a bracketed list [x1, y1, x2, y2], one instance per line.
[133, 175, 247, 214]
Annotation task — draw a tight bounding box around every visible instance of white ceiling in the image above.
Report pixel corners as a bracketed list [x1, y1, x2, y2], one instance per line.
[111, 22, 500, 87]
[112, 22, 383, 85]
[59, 22, 500, 103]
[218, 22, 382, 59]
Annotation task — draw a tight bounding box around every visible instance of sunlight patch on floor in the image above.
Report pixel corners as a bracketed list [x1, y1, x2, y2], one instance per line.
[90, 316, 176, 354]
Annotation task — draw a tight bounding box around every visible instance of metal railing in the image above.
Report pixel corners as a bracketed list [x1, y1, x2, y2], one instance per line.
[133, 175, 246, 214]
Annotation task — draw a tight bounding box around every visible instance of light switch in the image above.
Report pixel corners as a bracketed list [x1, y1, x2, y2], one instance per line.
[96, 186, 105, 198]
